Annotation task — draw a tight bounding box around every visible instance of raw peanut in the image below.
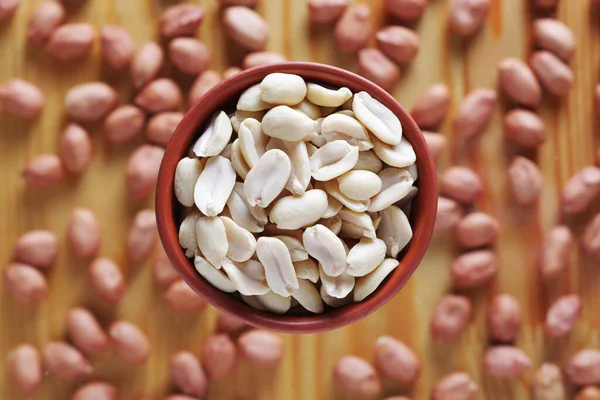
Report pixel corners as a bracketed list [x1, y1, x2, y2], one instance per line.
[453, 88, 497, 140]
[152, 247, 179, 286]
[216, 312, 247, 332]
[333, 356, 382, 398]
[384, 0, 426, 20]
[193, 111, 234, 157]
[126, 144, 164, 198]
[169, 38, 211, 75]
[411, 84, 450, 129]
[539, 226, 574, 280]
[159, 4, 205, 38]
[582, 213, 600, 260]
[291, 279, 323, 313]
[238, 330, 283, 367]
[533, 19, 575, 61]
[68, 208, 100, 259]
[43, 341, 92, 380]
[303, 224, 347, 277]
[14, 230, 59, 268]
[484, 346, 531, 378]
[440, 166, 483, 204]
[270, 190, 328, 229]
[0, 0, 19, 20]
[338, 170, 382, 201]
[223, 6, 268, 51]
[309, 0, 348, 23]
[376, 26, 420, 64]
[73, 382, 117, 400]
[194, 254, 236, 293]
[263, 106, 317, 141]
[256, 237, 299, 296]
[170, 351, 208, 397]
[46, 23, 95, 61]
[503, 109, 546, 148]
[546, 294, 582, 337]
[334, 4, 371, 53]
[565, 350, 600, 385]
[354, 150, 383, 174]
[435, 196, 464, 231]
[242, 51, 287, 69]
[22, 154, 65, 187]
[4, 263, 48, 305]
[195, 156, 237, 215]
[0, 79, 45, 119]
[456, 212, 500, 248]
[104, 105, 145, 143]
[134, 78, 183, 114]
[67, 307, 109, 355]
[507, 156, 543, 205]
[189, 70, 221, 105]
[202, 334, 237, 380]
[377, 205, 412, 257]
[423, 131, 447, 160]
[498, 58, 542, 108]
[164, 280, 207, 312]
[127, 209, 157, 262]
[432, 372, 478, 400]
[27, 1, 66, 45]
[451, 250, 497, 288]
[88, 258, 125, 303]
[223, 67, 241, 79]
[431, 294, 472, 342]
[535, 0, 558, 8]
[357, 48, 400, 91]
[487, 294, 522, 342]
[59, 123, 92, 174]
[449, 0, 490, 36]
[311, 140, 359, 180]
[373, 336, 420, 384]
[65, 82, 118, 122]
[310, 83, 353, 108]
[533, 363, 565, 400]
[562, 167, 600, 214]
[8, 344, 42, 396]
[576, 387, 600, 400]
[243, 149, 291, 207]
[131, 42, 164, 89]
[109, 321, 150, 364]
[101, 25, 135, 70]
[530, 51, 573, 96]
[175, 158, 203, 208]
[260, 73, 306, 106]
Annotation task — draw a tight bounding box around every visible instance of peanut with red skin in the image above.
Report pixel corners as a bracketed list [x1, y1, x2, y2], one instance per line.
[539, 226, 574, 280]
[357, 48, 400, 92]
[440, 167, 483, 204]
[59, 123, 92, 174]
[170, 351, 208, 397]
[147, 112, 184, 146]
[533, 363, 565, 400]
[435, 196, 463, 232]
[453, 88, 497, 140]
[423, 131, 447, 160]
[88, 258, 125, 303]
[546, 294, 582, 338]
[503, 109, 546, 149]
[582, 213, 600, 261]
[483, 346, 531, 378]
[242, 51, 287, 69]
[101, 25, 135, 70]
[134, 78, 183, 114]
[530, 51, 573, 97]
[169, 38, 211, 76]
[127, 209, 157, 263]
[222, 6, 268, 51]
[565, 349, 600, 386]
[308, 0, 348, 24]
[67, 307, 109, 356]
[8, 344, 42, 396]
[72, 382, 118, 400]
[131, 42, 164, 89]
[65, 82, 118, 122]
[159, 4, 205, 38]
[22, 154, 65, 187]
[238, 330, 284, 367]
[43, 341, 93, 380]
[431, 372, 478, 400]
[152, 247, 179, 286]
[451, 250, 497, 288]
[431, 294, 472, 342]
[334, 355, 382, 398]
[507, 156, 543, 205]
[334, 4, 371, 53]
[164, 280, 207, 313]
[373, 335, 420, 384]
[487, 294, 522, 342]
[0, 79, 45, 119]
[126, 144, 164, 199]
[449, 0, 491, 37]
[104, 105, 145, 144]
[14, 230, 59, 268]
[498, 58, 542, 108]
[0, 0, 19, 21]
[189, 70, 221, 106]
[68, 208, 101, 260]
[411, 84, 450, 129]
[46, 23, 95, 61]
[27, 1, 66, 45]
[216, 312, 247, 333]
[202, 334, 237, 380]
[3, 263, 49, 305]
[561, 166, 600, 215]
[533, 19, 576, 61]
[109, 321, 150, 364]
[384, 0, 427, 21]
[376, 26, 420, 64]
[456, 212, 500, 249]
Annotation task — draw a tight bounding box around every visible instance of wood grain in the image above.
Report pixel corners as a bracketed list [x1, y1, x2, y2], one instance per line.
[0, 0, 598, 399]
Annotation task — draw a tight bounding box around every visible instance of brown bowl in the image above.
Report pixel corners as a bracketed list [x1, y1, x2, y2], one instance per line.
[156, 62, 437, 334]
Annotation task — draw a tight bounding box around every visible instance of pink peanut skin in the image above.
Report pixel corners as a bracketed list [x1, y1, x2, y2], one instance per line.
[308, 0, 348, 24]
[88, 257, 125, 303]
[498, 58, 542, 108]
[14, 230, 59, 268]
[68, 208, 101, 260]
[131, 42, 164, 89]
[104, 105, 145, 144]
[503, 109, 546, 149]
[43, 341, 93, 380]
[202, 334, 237, 380]
[530, 51, 573, 97]
[483, 346, 531, 378]
[432, 372, 478, 400]
[164, 280, 207, 313]
[357, 48, 400, 91]
[147, 112, 184, 146]
[159, 4, 205, 38]
[545, 294, 582, 338]
[487, 294, 522, 342]
[566, 349, 600, 386]
[152, 247, 180, 286]
[189, 70, 221, 106]
[170, 351, 208, 397]
[411, 84, 450, 129]
[455, 212, 500, 249]
[449, 0, 491, 37]
[0, 0, 19, 21]
[384, 0, 427, 21]
[435, 196, 464, 232]
[109, 321, 150, 364]
[373, 335, 420, 384]
[453, 88, 497, 140]
[451, 250, 498, 288]
[376, 25, 420, 64]
[533, 19, 575, 61]
[539, 226, 574, 280]
[238, 330, 284, 367]
[65, 82, 118, 122]
[59, 123, 92, 174]
[440, 166, 483, 204]
[22, 154, 65, 187]
[4, 263, 49, 305]
[134, 78, 183, 114]
[67, 307, 109, 356]
[431, 294, 472, 342]
[533, 363, 565, 400]
[334, 356, 382, 398]
[72, 382, 118, 400]
[0, 79, 45, 119]
[126, 144, 164, 199]
[101, 25, 135, 70]
[242, 51, 287, 69]
[222, 6, 268, 51]
[561, 166, 600, 215]
[216, 312, 248, 333]
[582, 213, 600, 261]
[423, 131, 447, 160]
[507, 156, 543, 205]
[169, 38, 211, 76]
[8, 344, 42, 396]
[46, 23, 95, 61]
[27, 1, 66, 45]
[334, 4, 371, 54]
[127, 209, 158, 263]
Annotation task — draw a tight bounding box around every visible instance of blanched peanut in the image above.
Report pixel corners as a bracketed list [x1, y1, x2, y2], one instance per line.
[440, 167, 483, 204]
[134, 78, 183, 114]
[530, 51, 573, 96]
[65, 82, 118, 122]
[456, 212, 500, 248]
[14, 230, 58, 268]
[449, 0, 490, 37]
[432, 372, 478, 400]
[309, 0, 348, 23]
[27, 1, 66, 45]
[68, 208, 101, 260]
[562, 166, 600, 214]
[127, 209, 157, 262]
[22, 154, 65, 187]
[223, 67, 242, 79]
[435, 196, 463, 232]
[0, 79, 45, 119]
[152, 247, 179, 286]
[101, 25, 135, 70]
[453, 88, 497, 140]
[487, 294, 522, 342]
[338, 170, 382, 200]
[202, 334, 237, 380]
[223, 6, 268, 51]
[217, 312, 247, 332]
[4, 263, 48, 305]
[159, 4, 205, 38]
[498, 58, 542, 108]
[503, 109, 546, 148]
[373, 336, 420, 384]
[565, 349, 600, 385]
[576, 387, 600, 400]
[73, 382, 118, 400]
[59, 123, 92, 174]
[189, 70, 221, 106]
[170, 351, 208, 397]
[43, 341, 92, 380]
[126, 144, 164, 198]
[431, 294, 472, 342]
[131, 42, 164, 89]
[0, 0, 19, 21]
[238, 330, 283, 367]
[582, 213, 600, 260]
[376, 26, 419, 64]
[260, 73, 307, 106]
[483, 346, 531, 378]
[423, 131, 447, 160]
[539, 226, 574, 280]
[451, 250, 497, 288]
[67, 307, 109, 355]
[46, 23, 95, 61]
[357, 48, 400, 91]
[109, 320, 150, 364]
[242, 51, 287, 69]
[546, 294, 582, 337]
[384, 0, 426, 20]
[533, 363, 565, 400]
[104, 105, 145, 143]
[88, 258, 125, 303]
[333, 356, 382, 398]
[533, 19, 575, 61]
[411, 84, 450, 129]
[8, 344, 42, 396]
[164, 280, 207, 312]
[169, 38, 211, 75]
[507, 156, 543, 205]
[334, 4, 371, 53]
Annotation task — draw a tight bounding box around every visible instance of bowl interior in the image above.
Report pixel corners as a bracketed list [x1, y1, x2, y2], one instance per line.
[156, 62, 437, 334]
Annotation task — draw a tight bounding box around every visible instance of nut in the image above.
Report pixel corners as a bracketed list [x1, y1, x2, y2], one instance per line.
[562, 166, 600, 214]
[310, 140, 359, 181]
[539, 226, 574, 280]
[533, 19, 576, 61]
[65, 82, 118, 122]
[169, 37, 211, 75]
[357, 48, 400, 91]
[59, 123, 92, 174]
[46, 23, 95, 61]
[238, 330, 284, 367]
[263, 106, 317, 141]
[503, 109, 546, 148]
[372, 137, 416, 168]
[533, 363, 565, 400]
[43, 341, 92, 380]
[333, 356, 382, 398]
[8, 344, 42, 396]
[449, 0, 490, 37]
[451, 250, 497, 288]
[227, 182, 268, 233]
[189, 70, 221, 105]
[170, 351, 208, 397]
[259, 73, 307, 106]
[100, 25, 135, 70]
[127, 209, 157, 263]
[530, 51, 573, 96]
[431, 294, 472, 342]
[201, 334, 237, 380]
[440, 166, 483, 204]
[411, 84, 450, 129]
[221, 217, 257, 262]
[68, 208, 101, 260]
[109, 320, 150, 364]
[373, 336, 420, 384]
[334, 4, 371, 53]
[353, 258, 399, 301]
[303, 224, 347, 277]
[159, 4, 205, 38]
[27, 1, 66, 45]
[0, 79, 45, 119]
[432, 372, 478, 400]
[270, 190, 329, 229]
[483, 346, 531, 378]
[452, 88, 497, 140]
[307, 83, 352, 107]
[222, 6, 268, 51]
[194, 254, 236, 292]
[130, 42, 164, 89]
[256, 237, 299, 296]
[384, 0, 427, 20]
[192, 111, 234, 157]
[498, 58, 542, 108]
[377, 205, 412, 257]
[134, 78, 183, 114]
[353, 91, 402, 145]
[376, 25, 420, 64]
[195, 216, 228, 268]
[545, 294, 582, 337]
[147, 112, 184, 146]
[0, 0, 19, 21]
[487, 294, 522, 342]
[565, 349, 600, 386]
[3, 263, 48, 305]
[308, 0, 348, 23]
[126, 144, 164, 199]
[88, 258, 125, 303]
[67, 307, 109, 356]
[456, 212, 500, 248]
[14, 230, 59, 268]
[507, 156, 543, 205]
[243, 150, 291, 208]
[22, 154, 65, 187]
[242, 51, 287, 69]
[435, 196, 464, 232]
[73, 382, 117, 400]
[338, 170, 382, 201]
[104, 105, 145, 143]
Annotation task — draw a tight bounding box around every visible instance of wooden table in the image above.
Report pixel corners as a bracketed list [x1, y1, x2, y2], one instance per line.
[1, 0, 598, 399]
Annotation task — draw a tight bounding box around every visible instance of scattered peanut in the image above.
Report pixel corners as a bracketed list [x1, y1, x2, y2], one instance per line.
[483, 346, 531, 378]
[22, 154, 65, 187]
[238, 330, 283, 367]
[0, 78, 45, 119]
[357, 48, 400, 91]
[8, 344, 42, 396]
[59, 123, 92, 174]
[88, 257, 125, 303]
[449, 0, 490, 37]
[164, 280, 207, 312]
[334, 4, 371, 53]
[67, 307, 109, 355]
[170, 351, 208, 397]
[565, 349, 600, 386]
[432, 372, 478, 400]
[546, 294, 582, 337]
[456, 212, 500, 248]
[126, 144, 164, 198]
[507, 156, 543, 205]
[68, 208, 101, 260]
[453, 88, 497, 140]
[46, 23, 95, 61]
[109, 320, 150, 364]
[373, 335, 420, 384]
[411, 84, 450, 129]
[72, 382, 118, 400]
[533, 19, 575, 61]
[0, 0, 19, 21]
[530, 51, 573, 97]
[223, 6, 268, 51]
[561, 166, 600, 214]
[435, 196, 464, 232]
[242, 51, 287, 69]
[384, 0, 427, 21]
[127, 209, 157, 262]
[582, 213, 600, 261]
[134, 78, 183, 114]
[169, 38, 211, 75]
[533, 363, 565, 400]
[308, 0, 349, 24]
[216, 312, 247, 332]
[131, 42, 164, 89]
[423, 132, 447, 160]
[487, 294, 522, 342]
[333, 355, 382, 398]
[104, 105, 145, 143]
[43, 341, 93, 380]
[431, 294, 472, 342]
[3, 263, 49, 305]
[539, 226, 574, 280]
[202, 334, 237, 380]
[503, 109, 546, 148]
[498, 58, 542, 108]
[376, 25, 420, 64]
[189, 70, 221, 106]
[65, 82, 118, 122]
[451, 250, 497, 288]
[152, 247, 180, 286]
[440, 167, 483, 204]
[14, 230, 59, 268]
[159, 4, 205, 38]
[27, 1, 66, 45]
[101, 25, 135, 70]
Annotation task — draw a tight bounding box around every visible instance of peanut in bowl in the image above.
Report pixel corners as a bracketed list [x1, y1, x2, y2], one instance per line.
[156, 62, 437, 334]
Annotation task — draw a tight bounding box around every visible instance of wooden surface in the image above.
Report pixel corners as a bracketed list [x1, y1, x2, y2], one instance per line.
[1, 0, 599, 399]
